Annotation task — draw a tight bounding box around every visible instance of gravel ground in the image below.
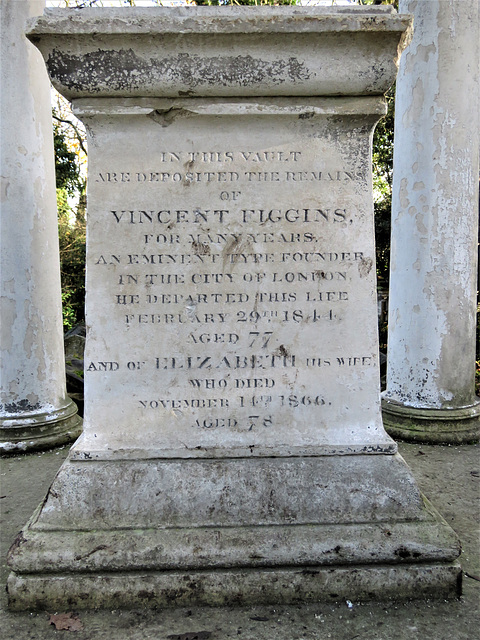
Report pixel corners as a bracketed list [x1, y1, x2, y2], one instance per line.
[1, 441, 478, 640]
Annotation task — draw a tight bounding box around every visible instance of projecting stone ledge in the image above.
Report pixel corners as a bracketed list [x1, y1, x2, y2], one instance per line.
[7, 565, 461, 611]
[27, 6, 413, 99]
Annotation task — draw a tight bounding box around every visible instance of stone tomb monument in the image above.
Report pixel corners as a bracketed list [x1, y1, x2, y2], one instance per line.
[8, 7, 461, 609]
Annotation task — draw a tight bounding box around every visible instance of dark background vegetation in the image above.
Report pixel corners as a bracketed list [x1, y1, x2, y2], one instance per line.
[54, 121, 86, 333]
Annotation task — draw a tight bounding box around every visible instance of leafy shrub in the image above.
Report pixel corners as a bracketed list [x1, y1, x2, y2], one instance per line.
[54, 120, 86, 332]
[57, 188, 86, 332]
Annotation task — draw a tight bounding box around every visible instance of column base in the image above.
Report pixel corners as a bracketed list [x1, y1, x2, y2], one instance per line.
[382, 397, 480, 444]
[0, 398, 82, 455]
[6, 452, 461, 609]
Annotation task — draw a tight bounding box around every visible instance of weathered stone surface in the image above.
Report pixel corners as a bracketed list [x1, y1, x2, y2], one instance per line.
[382, 403, 480, 445]
[382, 0, 480, 443]
[6, 6, 461, 610]
[72, 96, 394, 460]
[0, 0, 82, 455]
[7, 563, 461, 611]
[28, 7, 412, 99]
[8, 514, 460, 575]
[17, 455, 427, 530]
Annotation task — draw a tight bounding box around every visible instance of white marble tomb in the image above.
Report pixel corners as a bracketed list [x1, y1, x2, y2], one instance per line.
[7, 7, 461, 609]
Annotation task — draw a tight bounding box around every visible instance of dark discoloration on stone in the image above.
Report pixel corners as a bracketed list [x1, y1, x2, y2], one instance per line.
[394, 546, 423, 560]
[74, 544, 109, 562]
[1, 400, 41, 414]
[358, 256, 374, 277]
[148, 108, 193, 128]
[6, 532, 26, 558]
[46, 48, 311, 95]
[192, 241, 211, 256]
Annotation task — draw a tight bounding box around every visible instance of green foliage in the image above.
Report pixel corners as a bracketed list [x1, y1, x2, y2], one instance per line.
[54, 115, 87, 332]
[373, 84, 395, 289]
[360, 0, 398, 7]
[53, 121, 82, 194]
[372, 85, 395, 351]
[56, 187, 86, 333]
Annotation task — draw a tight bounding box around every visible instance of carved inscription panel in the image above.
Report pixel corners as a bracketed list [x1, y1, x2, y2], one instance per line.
[81, 106, 388, 456]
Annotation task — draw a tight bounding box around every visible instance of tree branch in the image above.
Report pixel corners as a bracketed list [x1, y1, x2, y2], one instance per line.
[52, 114, 88, 157]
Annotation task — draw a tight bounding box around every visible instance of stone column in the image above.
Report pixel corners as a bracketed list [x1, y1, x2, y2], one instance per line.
[0, 0, 82, 453]
[382, 0, 480, 443]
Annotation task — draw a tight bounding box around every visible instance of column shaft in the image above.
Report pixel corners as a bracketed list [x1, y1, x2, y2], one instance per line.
[0, 0, 82, 453]
[382, 0, 480, 443]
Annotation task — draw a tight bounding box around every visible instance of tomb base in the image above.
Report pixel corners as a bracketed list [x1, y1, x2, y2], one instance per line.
[7, 563, 461, 611]
[7, 451, 461, 609]
[382, 398, 480, 445]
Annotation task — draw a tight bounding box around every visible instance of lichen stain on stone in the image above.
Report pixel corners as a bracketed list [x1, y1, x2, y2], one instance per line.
[0, 175, 10, 202]
[403, 76, 425, 127]
[47, 48, 144, 94]
[46, 48, 312, 93]
[398, 177, 410, 211]
[1, 295, 17, 351]
[22, 317, 36, 360]
[358, 257, 373, 278]
[415, 212, 428, 235]
[404, 43, 437, 74]
[394, 546, 422, 560]
[192, 240, 211, 257]
[2, 399, 42, 414]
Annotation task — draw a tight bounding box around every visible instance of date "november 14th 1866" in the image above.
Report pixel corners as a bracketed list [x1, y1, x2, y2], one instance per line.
[194, 394, 327, 429]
